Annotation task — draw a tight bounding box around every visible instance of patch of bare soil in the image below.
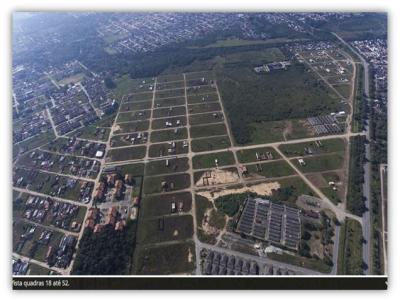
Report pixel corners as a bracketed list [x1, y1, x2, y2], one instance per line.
[197, 181, 280, 201]
[195, 168, 239, 187]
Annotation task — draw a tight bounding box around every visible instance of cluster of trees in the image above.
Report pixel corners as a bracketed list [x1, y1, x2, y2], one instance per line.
[214, 193, 250, 217]
[72, 221, 137, 275]
[346, 135, 367, 216]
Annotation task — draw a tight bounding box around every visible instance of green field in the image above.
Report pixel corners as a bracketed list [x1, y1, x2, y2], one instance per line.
[148, 141, 189, 157]
[137, 215, 194, 244]
[120, 101, 152, 112]
[188, 102, 221, 114]
[135, 241, 195, 274]
[152, 116, 187, 130]
[110, 132, 148, 147]
[236, 146, 280, 163]
[145, 157, 189, 176]
[279, 138, 346, 157]
[150, 128, 188, 143]
[189, 112, 224, 126]
[126, 92, 153, 103]
[191, 136, 231, 152]
[187, 92, 219, 104]
[154, 96, 185, 107]
[246, 160, 295, 178]
[337, 218, 364, 275]
[292, 153, 345, 173]
[117, 110, 151, 123]
[106, 146, 146, 162]
[141, 192, 192, 218]
[112, 75, 154, 100]
[192, 151, 235, 169]
[114, 120, 150, 134]
[153, 106, 186, 118]
[190, 123, 227, 138]
[143, 173, 191, 194]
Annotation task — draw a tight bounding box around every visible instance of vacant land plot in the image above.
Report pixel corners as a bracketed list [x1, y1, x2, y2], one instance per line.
[188, 102, 221, 114]
[126, 92, 154, 103]
[110, 132, 148, 147]
[187, 92, 219, 104]
[245, 160, 295, 179]
[279, 138, 346, 157]
[135, 241, 195, 275]
[117, 110, 151, 123]
[150, 128, 188, 143]
[145, 157, 189, 176]
[190, 123, 227, 138]
[192, 151, 235, 169]
[105, 163, 145, 176]
[120, 101, 152, 112]
[247, 121, 286, 145]
[152, 116, 187, 130]
[143, 173, 191, 194]
[194, 167, 239, 185]
[154, 97, 185, 108]
[148, 141, 189, 158]
[106, 146, 146, 162]
[112, 75, 154, 100]
[187, 85, 216, 96]
[137, 215, 194, 244]
[191, 136, 231, 152]
[153, 106, 186, 118]
[156, 88, 185, 99]
[114, 120, 149, 134]
[189, 112, 224, 126]
[156, 81, 185, 91]
[141, 192, 192, 218]
[236, 147, 280, 163]
[293, 153, 345, 173]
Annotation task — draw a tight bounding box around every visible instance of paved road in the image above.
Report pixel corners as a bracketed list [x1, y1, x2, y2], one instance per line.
[380, 164, 388, 275]
[331, 225, 341, 275]
[333, 32, 372, 275]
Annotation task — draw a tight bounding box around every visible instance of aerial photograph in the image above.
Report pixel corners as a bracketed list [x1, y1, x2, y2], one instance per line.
[11, 12, 387, 286]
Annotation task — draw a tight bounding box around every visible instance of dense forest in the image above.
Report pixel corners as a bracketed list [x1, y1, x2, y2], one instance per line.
[72, 221, 137, 275]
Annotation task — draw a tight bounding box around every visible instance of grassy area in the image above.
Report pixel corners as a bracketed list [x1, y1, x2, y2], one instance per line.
[188, 102, 221, 114]
[112, 75, 154, 100]
[155, 96, 185, 107]
[106, 163, 145, 176]
[192, 151, 235, 169]
[247, 121, 286, 145]
[141, 192, 192, 218]
[148, 141, 189, 157]
[236, 146, 279, 163]
[114, 120, 150, 134]
[279, 138, 346, 157]
[150, 128, 188, 143]
[137, 215, 194, 244]
[145, 157, 189, 176]
[134, 241, 195, 275]
[189, 112, 224, 126]
[191, 136, 231, 152]
[106, 146, 146, 162]
[190, 123, 227, 138]
[152, 116, 187, 130]
[143, 173, 191, 194]
[153, 106, 186, 118]
[14, 131, 56, 157]
[120, 101, 152, 112]
[117, 110, 151, 123]
[246, 160, 295, 178]
[187, 92, 219, 104]
[292, 153, 345, 173]
[337, 218, 364, 275]
[267, 252, 331, 274]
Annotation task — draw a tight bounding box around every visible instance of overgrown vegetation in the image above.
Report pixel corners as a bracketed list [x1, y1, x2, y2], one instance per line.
[346, 135, 367, 216]
[72, 221, 137, 275]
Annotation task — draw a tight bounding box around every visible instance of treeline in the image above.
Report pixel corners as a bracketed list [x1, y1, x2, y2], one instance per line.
[368, 70, 388, 275]
[72, 221, 137, 275]
[352, 64, 369, 132]
[346, 135, 367, 216]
